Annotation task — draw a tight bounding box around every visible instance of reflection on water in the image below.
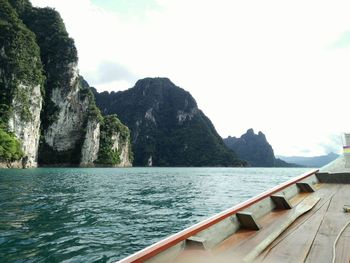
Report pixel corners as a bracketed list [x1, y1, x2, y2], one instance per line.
[0, 167, 310, 262]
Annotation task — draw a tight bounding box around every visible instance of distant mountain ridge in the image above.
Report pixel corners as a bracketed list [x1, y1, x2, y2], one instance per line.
[276, 152, 339, 168]
[92, 78, 246, 167]
[223, 129, 294, 167]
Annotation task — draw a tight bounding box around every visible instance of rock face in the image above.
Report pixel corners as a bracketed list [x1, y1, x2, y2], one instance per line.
[8, 84, 42, 167]
[37, 69, 92, 165]
[42, 66, 83, 153]
[80, 119, 100, 167]
[111, 132, 132, 167]
[95, 115, 132, 167]
[0, 0, 44, 168]
[18, 6, 88, 165]
[24, 3, 132, 167]
[93, 78, 245, 167]
[224, 129, 292, 167]
[0, 0, 132, 168]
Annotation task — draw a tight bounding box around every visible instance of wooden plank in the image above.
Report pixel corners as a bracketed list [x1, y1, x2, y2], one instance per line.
[243, 195, 320, 262]
[221, 199, 316, 259]
[258, 184, 339, 262]
[213, 229, 258, 254]
[305, 184, 350, 263]
[217, 210, 297, 258]
[118, 169, 319, 263]
[217, 184, 334, 262]
[288, 192, 311, 206]
[176, 184, 324, 262]
[172, 248, 210, 263]
[213, 184, 334, 261]
[326, 184, 350, 213]
[262, 184, 335, 239]
[335, 235, 350, 263]
[259, 199, 331, 263]
[305, 234, 336, 263]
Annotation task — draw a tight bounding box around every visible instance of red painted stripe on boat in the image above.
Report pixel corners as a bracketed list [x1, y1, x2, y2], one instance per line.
[118, 169, 319, 263]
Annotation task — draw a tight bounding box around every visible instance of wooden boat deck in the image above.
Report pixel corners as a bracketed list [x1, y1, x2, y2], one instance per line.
[118, 169, 350, 263]
[173, 183, 350, 263]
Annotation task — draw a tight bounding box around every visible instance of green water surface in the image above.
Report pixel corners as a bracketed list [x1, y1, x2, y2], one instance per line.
[0, 167, 311, 262]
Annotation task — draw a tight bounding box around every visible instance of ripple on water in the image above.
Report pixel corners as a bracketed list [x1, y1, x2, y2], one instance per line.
[0, 167, 311, 262]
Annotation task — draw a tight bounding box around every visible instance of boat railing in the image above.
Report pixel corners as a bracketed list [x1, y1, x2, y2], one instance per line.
[117, 169, 319, 263]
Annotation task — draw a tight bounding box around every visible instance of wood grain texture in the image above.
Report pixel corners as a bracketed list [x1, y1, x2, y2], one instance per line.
[305, 184, 350, 263]
[242, 195, 320, 262]
[259, 199, 330, 263]
[173, 184, 349, 263]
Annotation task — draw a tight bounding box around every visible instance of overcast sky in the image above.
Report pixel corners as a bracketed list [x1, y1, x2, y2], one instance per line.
[31, 0, 350, 157]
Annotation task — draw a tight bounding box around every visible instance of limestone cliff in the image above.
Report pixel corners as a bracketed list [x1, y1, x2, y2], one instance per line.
[0, 0, 44, 168]
[93, 78, 245, 167]
[80, 119, 100, 167]
[21, 5, 132, 167]
[0, 0, 132, 167]
[223, 129, 293, 167]
[17, 6, 84, 165]
[95, 115, 132, 167]
[8, 83, 42, 167]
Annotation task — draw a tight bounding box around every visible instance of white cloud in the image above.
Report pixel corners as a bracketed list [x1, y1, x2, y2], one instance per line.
[31, 0, 350, 156]
[88, 61, 137, 85]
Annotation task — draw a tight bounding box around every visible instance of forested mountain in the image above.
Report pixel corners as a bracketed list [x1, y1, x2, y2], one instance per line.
[224, 129, 294, 167]
[93, 78, 246, 167]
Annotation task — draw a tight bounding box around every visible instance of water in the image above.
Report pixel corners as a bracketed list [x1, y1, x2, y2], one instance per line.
[0, 167, 311, 262]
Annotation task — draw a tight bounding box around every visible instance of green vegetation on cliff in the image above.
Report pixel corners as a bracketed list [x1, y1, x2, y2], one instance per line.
[0, 0, 44, 126]
[0, 128, 23, 161]
[95, 114, 132, 166]
[1, 0, 133, 167]
[8, 0, 32, 16]
[93, 78, 245, 167]
[18, 5, 77, 129]
[79, 77, 103, 122]
[0, 0, 44, 163]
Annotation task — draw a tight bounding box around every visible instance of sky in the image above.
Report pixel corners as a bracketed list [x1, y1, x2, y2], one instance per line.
[30, 0, 350, 157]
